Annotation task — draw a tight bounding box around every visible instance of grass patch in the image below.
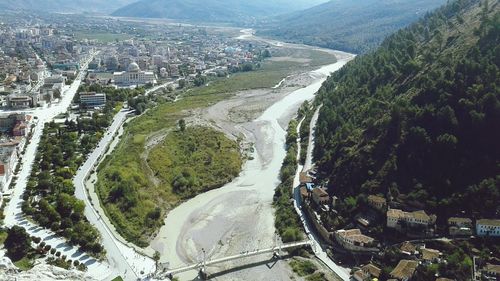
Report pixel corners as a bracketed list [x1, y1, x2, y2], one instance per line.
[289, 258, 317, 277]
[13, 257, 34, 271]
[148, 127, 242, 199]
[111, 277, 124, 281]
[306, 272, 326, 281]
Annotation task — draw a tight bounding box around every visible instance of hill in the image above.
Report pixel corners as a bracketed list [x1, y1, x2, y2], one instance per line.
[314, 0, 500, 221]
[259, 0, 447, 53]
[111, 0, 326, 23]
[0, 0, 136, 13]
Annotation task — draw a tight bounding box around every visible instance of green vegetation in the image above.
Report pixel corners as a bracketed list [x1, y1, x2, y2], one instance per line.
[98, 126, 241, 244]
[273, 118, 303, 243]
[314, 0, 500, 221]
[306, 272, 326, 281]
[22, 121, 104, 256]
[5, 226, 32, 261]
[260, 0, 446, 53]
[21, 86, 144, 256]
[289, 258, 318, 277]
[297, 101, 313, 164]
[149, 127, 241, 198]
[111, 277, 124, 281]
[13, 257, 34, 271]
[46, 257, 72, 270]
[5, 226, 35, 271]
[95, 50, 329, 246]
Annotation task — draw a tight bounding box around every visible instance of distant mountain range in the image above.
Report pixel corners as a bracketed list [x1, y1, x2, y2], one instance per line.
[111, 0, 327, 23]
[0, 0, 137, 13]
[258, 0, 447, 53]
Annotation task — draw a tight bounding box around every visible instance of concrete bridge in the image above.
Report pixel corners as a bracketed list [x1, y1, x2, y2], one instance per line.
[157, 240, 313, 279]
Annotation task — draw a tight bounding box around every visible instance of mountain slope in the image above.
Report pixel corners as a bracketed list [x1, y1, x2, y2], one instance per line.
[112, 0, 327, 23]
[259, 0, 447, 53]
[314, 0, 500, 219]
[0, 0, 136, 13]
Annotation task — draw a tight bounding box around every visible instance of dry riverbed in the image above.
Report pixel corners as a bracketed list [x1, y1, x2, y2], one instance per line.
[149, 45, 354, 280]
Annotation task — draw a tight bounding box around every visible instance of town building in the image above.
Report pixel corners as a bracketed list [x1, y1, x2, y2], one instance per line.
[420, 248, 442, 264]
[312, 187, 329, 206]
[113, 62, 155, 86]
[482, 263, 500, 279]
[367, 195, 387, 212]
[476, 219, 500, 237]
[448, 217, 473, 236]
[0, 143, 19, 192]
[387, 208, 436, 236]
[79, 92, 106, 108]
[334, 229, 377, 252]
[353, 263, 381, 281]
[390, 260, 418, 281]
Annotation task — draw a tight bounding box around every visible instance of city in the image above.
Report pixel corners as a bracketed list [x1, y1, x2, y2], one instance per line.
[0, 1, 498, 281]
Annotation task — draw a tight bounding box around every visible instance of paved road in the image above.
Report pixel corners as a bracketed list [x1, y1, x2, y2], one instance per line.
[292, 116, 351, 281]
[73, 109, 155, 281]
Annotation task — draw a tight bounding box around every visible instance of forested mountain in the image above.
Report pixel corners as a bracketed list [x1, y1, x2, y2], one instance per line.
[259, 0, 447, 53]
[112, 0, 326, 23]
[0, 0, 136, 13]
[314, 0, 500, 220]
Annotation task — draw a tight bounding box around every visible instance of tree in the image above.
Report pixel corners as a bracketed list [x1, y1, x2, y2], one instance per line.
[178, 119, 186, 132]
[5, 226, 32, 261]
[153, 251, 161, 269]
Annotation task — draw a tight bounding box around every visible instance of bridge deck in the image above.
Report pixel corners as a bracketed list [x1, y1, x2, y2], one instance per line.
[164, 240, 312, 276]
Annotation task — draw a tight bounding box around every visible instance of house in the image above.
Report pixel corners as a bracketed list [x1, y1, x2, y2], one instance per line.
[448, 217, 473, 236]
[420, 248, 442, 264]
[390, 260, 418, 281]
[312, 187, 329, 206]
[353, 263, 381, 281]
[400, 241, 418, 256]
[367, 195, 387, 212]
[334, 229, 377, 252]
[476, 219, 500, 237]
[482, 263, 500, 279]
[387, 208, 436, 236]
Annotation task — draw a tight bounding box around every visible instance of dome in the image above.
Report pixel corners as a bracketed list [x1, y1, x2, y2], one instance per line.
[128, 62, 140, 72]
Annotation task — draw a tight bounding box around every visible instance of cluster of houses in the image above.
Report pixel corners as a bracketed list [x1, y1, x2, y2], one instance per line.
[298, 170, 500, 280]
[0, 113, 33, 195]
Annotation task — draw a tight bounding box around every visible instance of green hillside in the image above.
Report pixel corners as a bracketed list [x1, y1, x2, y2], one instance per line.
[314, 0, 499, 220]
[112, 0, 327, 23]
[259, 0, 447, 53]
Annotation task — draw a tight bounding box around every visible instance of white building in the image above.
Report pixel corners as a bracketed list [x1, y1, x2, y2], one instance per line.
[113, 62, 155, 86]
[79, 92, 106, 108]
[476, 219, 500, 237]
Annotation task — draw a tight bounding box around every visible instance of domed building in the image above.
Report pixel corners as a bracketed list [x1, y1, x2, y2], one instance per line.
[113, 62, 156, 86]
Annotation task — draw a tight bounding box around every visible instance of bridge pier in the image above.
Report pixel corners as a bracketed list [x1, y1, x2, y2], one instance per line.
[199, 268, 208, 280]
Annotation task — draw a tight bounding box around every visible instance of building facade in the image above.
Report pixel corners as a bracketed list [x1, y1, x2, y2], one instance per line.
[476, 219, 500, 237]
[113, 62, 155, 86]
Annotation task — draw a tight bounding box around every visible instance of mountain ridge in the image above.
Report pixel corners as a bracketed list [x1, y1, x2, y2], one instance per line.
[258, 0, 447, 53]
[112, 0, 327, 23]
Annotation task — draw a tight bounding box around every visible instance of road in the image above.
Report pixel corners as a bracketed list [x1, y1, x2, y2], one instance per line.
[73, 109, 155, 281]
[1, 51, 117, 280]
[302, 105, 322, 172]
[292, 108, 350, 281]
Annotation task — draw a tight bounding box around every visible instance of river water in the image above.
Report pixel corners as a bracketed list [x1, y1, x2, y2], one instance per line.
[150, 40, 354, 280]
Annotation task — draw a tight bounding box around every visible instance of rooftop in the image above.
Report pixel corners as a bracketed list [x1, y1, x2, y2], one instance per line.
[477, 219, 500, 227]
[390, 260, 418, 279]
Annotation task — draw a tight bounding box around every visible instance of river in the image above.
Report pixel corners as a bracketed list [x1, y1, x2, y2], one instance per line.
[150, 34, 354, 280]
